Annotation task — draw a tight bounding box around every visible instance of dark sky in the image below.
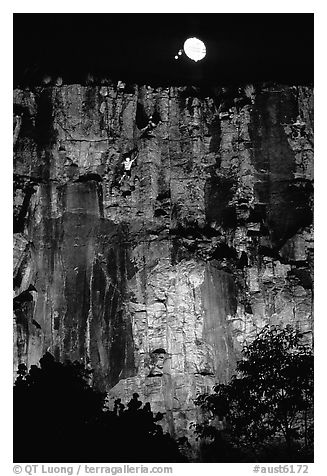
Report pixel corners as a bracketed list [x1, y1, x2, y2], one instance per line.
[13, 13, 314, 87]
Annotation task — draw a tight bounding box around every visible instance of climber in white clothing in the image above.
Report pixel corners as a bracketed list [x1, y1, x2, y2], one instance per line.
[119, 149, 138, 184]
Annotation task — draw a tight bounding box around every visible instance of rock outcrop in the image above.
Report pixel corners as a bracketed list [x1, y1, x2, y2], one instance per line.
[13, 82, 313, 439]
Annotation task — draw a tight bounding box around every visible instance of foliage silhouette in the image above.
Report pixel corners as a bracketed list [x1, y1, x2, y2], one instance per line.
[194, 325, 313, 462]
[14, 353, 185, 463]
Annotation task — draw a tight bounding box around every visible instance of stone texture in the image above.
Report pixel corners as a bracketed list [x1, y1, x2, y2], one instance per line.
[13, 82, 313, 439]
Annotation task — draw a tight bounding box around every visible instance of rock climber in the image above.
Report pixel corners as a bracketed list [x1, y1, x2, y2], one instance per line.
[119, 148, 138, 184]
[140, 115, 157, 136]
[140, 111, 161, 137]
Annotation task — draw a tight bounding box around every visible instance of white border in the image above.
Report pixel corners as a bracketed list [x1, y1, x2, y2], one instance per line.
[1, 3, 324, 475]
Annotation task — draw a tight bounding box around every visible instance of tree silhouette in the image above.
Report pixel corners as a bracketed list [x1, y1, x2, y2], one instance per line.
[14, 353, 185, 463]
[194, 325, 313, 462]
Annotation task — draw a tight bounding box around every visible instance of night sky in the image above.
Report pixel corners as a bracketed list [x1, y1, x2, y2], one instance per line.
[13, 13, 313, 87]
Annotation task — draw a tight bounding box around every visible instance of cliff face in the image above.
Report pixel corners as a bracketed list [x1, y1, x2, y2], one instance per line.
[13, 82, 313, 438]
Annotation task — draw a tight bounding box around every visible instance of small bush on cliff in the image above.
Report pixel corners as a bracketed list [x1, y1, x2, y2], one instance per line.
[194, 325, 313, 462]
[14, 353, 185, 463]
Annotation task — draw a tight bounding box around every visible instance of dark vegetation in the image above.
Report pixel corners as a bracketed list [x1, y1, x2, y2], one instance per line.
[194, 325, 313, 462]
[14, 353, 185, 463]
[14, 325, 313, 463]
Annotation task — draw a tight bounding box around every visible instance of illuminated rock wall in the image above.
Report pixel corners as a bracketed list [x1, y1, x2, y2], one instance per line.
[13, 82, 313, 437]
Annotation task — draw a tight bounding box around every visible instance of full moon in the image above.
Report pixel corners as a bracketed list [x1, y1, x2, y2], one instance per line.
[183, 37, 206, 62]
